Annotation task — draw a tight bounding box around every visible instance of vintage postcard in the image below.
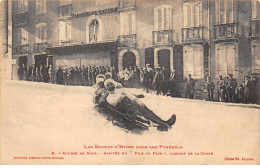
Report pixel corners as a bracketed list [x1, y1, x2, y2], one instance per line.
[0, 0, 259, 165]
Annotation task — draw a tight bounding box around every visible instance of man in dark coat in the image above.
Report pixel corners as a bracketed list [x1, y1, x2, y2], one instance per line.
[22, 64, 27, 80]
[206, 76, 215, 101]
[153, 66, 163, 95]
[249, 76, 258, 104]
[217, 75, 226, 102]
[225, 74, 237, 103]
[242, 75, 251, 104]
[187, 74, 195, 99]
[17, 65, 23, 80]
[161, 66, 170, 96]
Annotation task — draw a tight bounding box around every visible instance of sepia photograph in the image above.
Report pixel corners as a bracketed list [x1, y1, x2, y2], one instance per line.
[0, 0, 259, 165]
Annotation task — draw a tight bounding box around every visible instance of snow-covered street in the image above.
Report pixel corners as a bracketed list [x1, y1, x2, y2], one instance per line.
[0, 80, 259, 165]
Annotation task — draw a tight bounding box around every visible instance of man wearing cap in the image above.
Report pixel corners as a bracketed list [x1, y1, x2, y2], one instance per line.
[225, 74, 237, 103]
[187, 74, 195, 99]
[206, 76, 215, 101]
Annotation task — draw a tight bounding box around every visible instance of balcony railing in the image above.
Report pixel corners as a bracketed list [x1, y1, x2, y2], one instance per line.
[182, 26, 204, 43]
[14, 44, 29, 55]
[250, 20, 260, 40]
[118, 34, 136, 48]
[16, 12, 28, 26]
[119, 0, 136, 9]
[214, 23, 238, 41]
[152, 30, 173, 46]
[34, 42, 51, 53]
[59, 4, 72, 18]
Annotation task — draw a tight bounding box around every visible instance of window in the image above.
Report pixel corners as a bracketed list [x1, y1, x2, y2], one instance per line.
[216, 0, 234, 24]
[89, 20, 99, 43]
[17, 27, 28, 44]
[183, 2, 202, 28]
[36, 23, 47, 42]
[17, 0, 28, 13]
[60, 0, 71, 6]
[183, 45, 203, 78]
[120, 11, 136, 35]
[252, 44, 260, 72]
[216, 44, 237, 76]
[96, 0, 110, 5]
[59, 0, 72, 17]
[119, 0, 135, 8]
[36, 0, 46, 14]
[252, 0, 260, 20]
[59, 21, 71, 43]
[154, 5, 173, 31]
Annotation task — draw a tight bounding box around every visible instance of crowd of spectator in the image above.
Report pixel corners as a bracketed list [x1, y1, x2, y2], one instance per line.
[17, 63, 258, 104]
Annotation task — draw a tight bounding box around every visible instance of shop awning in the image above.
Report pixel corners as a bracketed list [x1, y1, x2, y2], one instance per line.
[46, 41, 118, 55]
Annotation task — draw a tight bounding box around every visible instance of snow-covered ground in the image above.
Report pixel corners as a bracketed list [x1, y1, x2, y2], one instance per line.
[0, 80, 259, 165]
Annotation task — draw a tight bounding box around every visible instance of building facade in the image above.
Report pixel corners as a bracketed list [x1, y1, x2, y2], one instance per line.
[8, 0, 260, 84]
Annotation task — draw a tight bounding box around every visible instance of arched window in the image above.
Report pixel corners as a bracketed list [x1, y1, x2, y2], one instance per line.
[36, 23, 47, 43]
[89, 20, 99, 43]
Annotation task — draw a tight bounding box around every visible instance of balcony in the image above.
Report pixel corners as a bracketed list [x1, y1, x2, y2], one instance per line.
[118, 0, 136, 10]
[16, 12, 28, 26]
[214, 23, 238, 42]
[14, 44, 29, 55]
[59, 4, 72, 18]
[152, 30, 173, 46]
[182, 27, 204, 44]
[118, 34, 136, 48]
[34, 42, 51, 54]
[250, 20, 260, 41]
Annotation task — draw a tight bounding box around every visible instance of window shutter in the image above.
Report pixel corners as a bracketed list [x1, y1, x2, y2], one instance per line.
[233, 0, 237, 23]
[187, 4, 191, 27]
[215, 0, 219, 24]
[163, 8, 167, 30]
[154, 9, 158, 30]
[17, 28, 21, 44]
[120, 13, 124, 35]
[59, 21, 65, 42]
[169, 7, 173, 29]
[66, 22, 71, 40]
[194, 4, 200, 27]
[21, 28, 28, 44]
[124, 13, 127, 35]
[257, 1, 260, 19]
[43, 26, 47, 41]
[183, 4, 188, 28]
[226, 0, 233, 23]
[158, 9, 162, 30]
[128, 13, 132, 35]
[131, 12, 136, 34]
[199, 3, 202, 26]
[219, 0, 225, 24]
[25, 0, 28, 12]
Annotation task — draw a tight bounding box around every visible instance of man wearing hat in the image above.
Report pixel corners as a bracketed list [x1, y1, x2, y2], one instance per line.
[153, 65, 163, 95]
[206, 76, 215, 101]
[217, 75, 226, 102]
[226, 74, 237, 103]
[187, 74, 195, 99]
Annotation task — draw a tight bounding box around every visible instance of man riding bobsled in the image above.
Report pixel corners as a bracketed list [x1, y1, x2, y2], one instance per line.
[93, 73, 176, 131]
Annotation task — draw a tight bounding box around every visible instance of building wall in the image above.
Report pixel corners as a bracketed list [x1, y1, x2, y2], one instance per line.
[10, 0, 257, 81]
